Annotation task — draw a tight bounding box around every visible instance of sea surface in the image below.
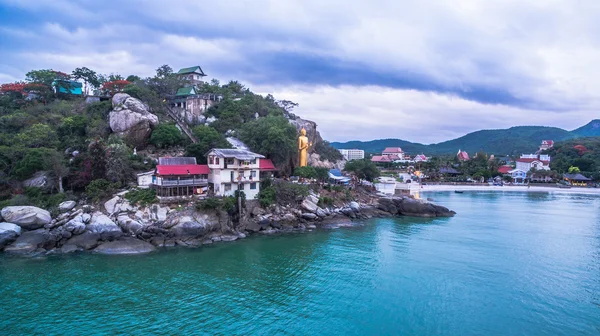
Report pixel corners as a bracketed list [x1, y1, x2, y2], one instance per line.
[1, 192, 600, 335]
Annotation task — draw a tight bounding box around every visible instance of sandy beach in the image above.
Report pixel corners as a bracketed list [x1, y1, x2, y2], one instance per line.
[417, 184, 600, 195]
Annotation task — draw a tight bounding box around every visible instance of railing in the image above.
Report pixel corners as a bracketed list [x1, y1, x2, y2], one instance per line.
[153, 178, 208, 186]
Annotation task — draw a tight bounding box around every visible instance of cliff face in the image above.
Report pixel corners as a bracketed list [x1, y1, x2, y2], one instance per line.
[288, 116, 346, 169]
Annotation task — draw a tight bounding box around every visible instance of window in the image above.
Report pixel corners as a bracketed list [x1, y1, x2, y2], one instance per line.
[224, 183, 231, 191]
[250, 183, 257, 190]
[215, 157, 220, 165]
[209, 156, 214, 164]
[251, 171, 257, 178]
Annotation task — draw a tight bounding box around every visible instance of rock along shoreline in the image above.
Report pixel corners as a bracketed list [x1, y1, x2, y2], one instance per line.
[0, 193, 455, 257]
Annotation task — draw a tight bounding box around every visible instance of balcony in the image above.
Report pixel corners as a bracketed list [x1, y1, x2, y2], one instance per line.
[153, 178, 208, 187]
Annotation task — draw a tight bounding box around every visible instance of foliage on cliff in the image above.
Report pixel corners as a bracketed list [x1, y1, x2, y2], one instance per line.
[545, 137, 600, 179]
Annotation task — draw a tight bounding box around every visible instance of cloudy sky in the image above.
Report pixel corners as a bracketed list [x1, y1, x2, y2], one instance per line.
[1, 0, 599, 143]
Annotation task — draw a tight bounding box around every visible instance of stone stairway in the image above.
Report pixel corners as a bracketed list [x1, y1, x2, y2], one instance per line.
[165, 106, 198, 143]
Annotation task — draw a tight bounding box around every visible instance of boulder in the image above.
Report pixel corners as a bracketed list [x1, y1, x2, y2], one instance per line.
[64, 218, 86, 235]
[393, 197, 455, 217]
[301, 197, 319, 213]
[1, 206, 52, 230]
[246, 221, 262, 233]
[87, 212, 123, 240]
[251, 206, 266, 217]
[4, 229, 58, 254]
[23, 171, 55, 191]
[109, 93, 159, 148]
[0, 222, 21, 249]
[169, 215, 212, 237]
[282, 213, 296, 222]
[316, 208, 327, 218]
[58, 201, 77, 212]
[93, 237, 156, 255]
[349, 201, 361, 212]
[341, 208, 356, 218]
[116, 215, 145, 235]
[104, 196, 120, 214]
[302, 213, 318, 220]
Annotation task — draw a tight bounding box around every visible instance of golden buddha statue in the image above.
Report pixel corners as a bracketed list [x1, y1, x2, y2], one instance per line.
[298, 128, 312, 167]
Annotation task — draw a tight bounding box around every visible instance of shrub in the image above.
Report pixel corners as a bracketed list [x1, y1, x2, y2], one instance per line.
[150, 123, 183, 148]
[318, 196, 334, 207]
[85, 179, 119, 202]
[196, 196, 238, 213]
[273, 181, 309, 205]
[124, 188, 157, 206]
[294, 166, 317, 178]
[257, 186, 276, 208]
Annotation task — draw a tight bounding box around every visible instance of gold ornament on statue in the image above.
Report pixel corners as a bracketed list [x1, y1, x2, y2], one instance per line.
[298, 128, 312, 167]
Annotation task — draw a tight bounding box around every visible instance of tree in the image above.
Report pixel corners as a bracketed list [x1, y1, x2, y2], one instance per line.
[185, 126, 230, 164]
[106, 143, 134, 186]
[150, 123, 183, 148]
[101, 80, 131, 95]
[276, 99, 299, 112]
[88, 140, 107, 180]
[17, 123, 59, 148]
[155, 65, 174, 78]
[294, 166, 317, 178]
[126, 75, 141, 82]
[45, 151, 69, 193]
[72, 67, 99, 94]
[238, 115, 297, 170]
[344, 159, 380, 181]
[568, 166, 581, 174]
[13, 149, 45, 179]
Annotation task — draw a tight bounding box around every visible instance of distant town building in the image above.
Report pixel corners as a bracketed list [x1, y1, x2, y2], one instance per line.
[457, 150, 470, 161]
[370, 155, 394, 165]
[563, 173, 591, 186]
[539, 140, 554, 151]
[382, 147, 405, 160]
[497, 165, 513, 175]
[413, 154, 428, 163]
[338, 149, 365, 161]
[508, 169, 528, 184]
[516, 154, 550, 172]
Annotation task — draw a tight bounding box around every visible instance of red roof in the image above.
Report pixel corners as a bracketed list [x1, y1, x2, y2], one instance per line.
[383, 147, 403, 154]
[156, 164, 209, 176]
[498, 165, 513, 174]
[542, 140, 554, 146]
[259, 159, 277, 171]
[371, 155, 393, 162]
[457, 151, 470, 161]
[516, 158, 550, 164]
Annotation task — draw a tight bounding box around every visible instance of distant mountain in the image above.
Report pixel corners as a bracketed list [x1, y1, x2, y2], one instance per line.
[331, 123, 592, 156]
[571, 119, 600, 137]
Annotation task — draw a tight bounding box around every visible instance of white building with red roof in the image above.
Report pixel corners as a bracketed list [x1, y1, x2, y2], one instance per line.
[382, 147, 405, 159]
[516, 154, 550, 172]
[457, 150, 470, 161]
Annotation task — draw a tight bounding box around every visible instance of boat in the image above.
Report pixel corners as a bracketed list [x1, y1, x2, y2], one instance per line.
[454, 190, 464, 194]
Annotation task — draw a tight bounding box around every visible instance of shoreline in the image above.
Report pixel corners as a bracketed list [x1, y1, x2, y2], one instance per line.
[417, 184, 600, 195]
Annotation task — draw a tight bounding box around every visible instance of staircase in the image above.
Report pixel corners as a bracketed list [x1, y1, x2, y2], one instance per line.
[166, 106, 198, 143]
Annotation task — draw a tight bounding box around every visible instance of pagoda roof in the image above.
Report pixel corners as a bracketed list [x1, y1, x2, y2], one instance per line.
[177, 66, 206, 76]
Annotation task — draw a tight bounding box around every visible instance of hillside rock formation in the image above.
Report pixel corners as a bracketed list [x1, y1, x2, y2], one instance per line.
[109, 93, 159, 148]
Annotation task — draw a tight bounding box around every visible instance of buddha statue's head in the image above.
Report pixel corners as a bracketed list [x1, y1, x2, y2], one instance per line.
[300, 128, 306, 136]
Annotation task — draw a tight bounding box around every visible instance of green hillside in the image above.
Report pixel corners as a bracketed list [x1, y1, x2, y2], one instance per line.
[332, 125, 578, 155]
[571, 119, 600, 137]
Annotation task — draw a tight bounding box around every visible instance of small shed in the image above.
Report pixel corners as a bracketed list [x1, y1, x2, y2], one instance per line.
[137, 171, 155, 188]
[563, 173, 592, 186]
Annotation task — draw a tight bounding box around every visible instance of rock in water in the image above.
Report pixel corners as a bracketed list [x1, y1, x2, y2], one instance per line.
[4, 229, 57, 254]
[109, 93, 158, 148]
[0, 206, 52, 230]
[58, 201, 77, 212]
[62, 232, 101, 251]
[87, 212, 123, 240]
[93, 237, 156, 255]
[0, 222, 21, 249]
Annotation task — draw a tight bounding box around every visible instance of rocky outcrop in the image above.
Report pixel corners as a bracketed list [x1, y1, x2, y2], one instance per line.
[94, 237, 156, 255]
[4, 229, 59, 255]
[164, 213, 221, 238]
[0, 222, 21, 249]
[87, 212, 122, 240]
[23, 171, 55, 191]
[58, 201, 77, 212]
[1, 206, 52, 230]
[109, 93, 159, 148]
[377, 197, 455, 217]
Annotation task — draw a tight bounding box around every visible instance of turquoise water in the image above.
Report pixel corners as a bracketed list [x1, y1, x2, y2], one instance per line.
[1, 192, 600, 335]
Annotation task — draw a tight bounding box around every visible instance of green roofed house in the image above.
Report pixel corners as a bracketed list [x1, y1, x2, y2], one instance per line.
[176, 86, 197, 96]
[177, 66, 206, 86]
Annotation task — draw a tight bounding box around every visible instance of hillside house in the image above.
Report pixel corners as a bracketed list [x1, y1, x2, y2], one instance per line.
[151, 157, 209, 202]
[169, 92, 222, 124]
[177, 66, 206, 86]
[516, 154, 550, 172]
[539, 140, 554, 151]
[207, 149, 273, 199]
[53, 79, 83, 95]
